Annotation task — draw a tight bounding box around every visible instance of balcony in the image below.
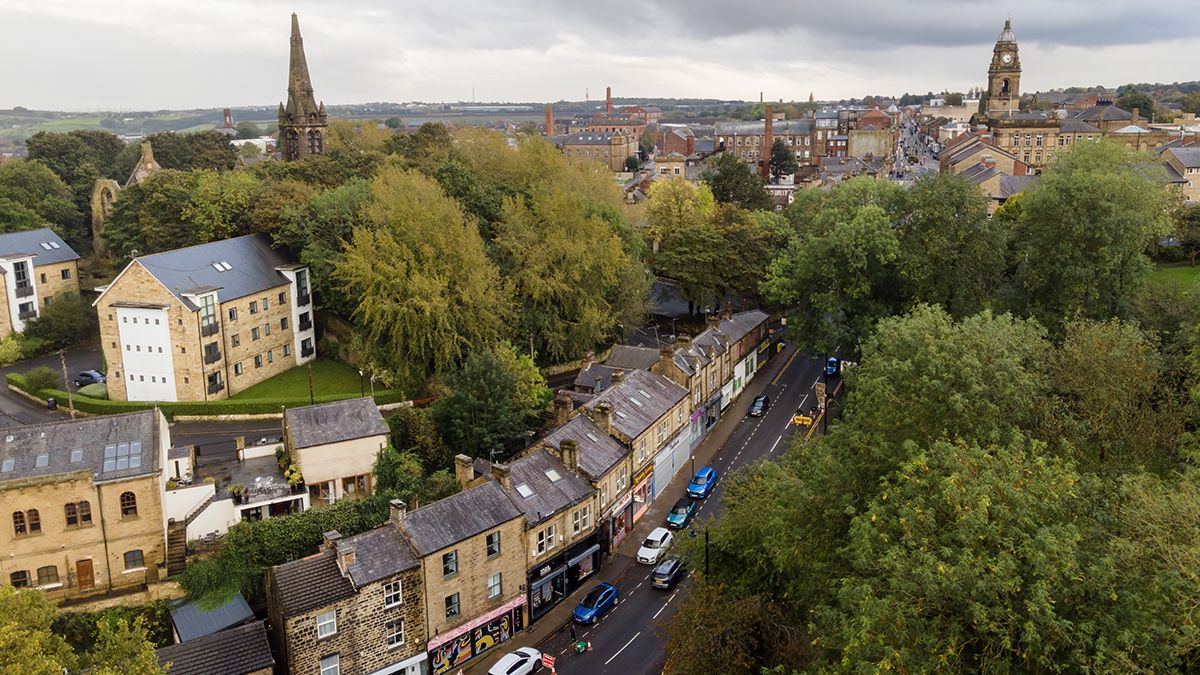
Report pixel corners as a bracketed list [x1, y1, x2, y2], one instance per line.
[301, 346, 315, 359]
[15, 284, 33, 299]
[204, 349, 222, 365]
[200, 322, 219, 337]
[298, 318, 313, 332]
[207, 381, 225, 395]
[17, 309, 37, 321]
[297, 293, 310, 308]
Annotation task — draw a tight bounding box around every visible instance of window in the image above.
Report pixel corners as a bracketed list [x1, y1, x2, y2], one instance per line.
[254, 355, 263, 368]
[280, 317, 288, 330]
[61, 268, 71, 280]
[573, 505, 591, 533]
[384, 580, 403, 608]
[26, 509, 39, 533]
[231, 333, 240, 348]
[443, 550, 458, 577]
[264, 323, 271, 336]
[316, 609, 338, 638]
[120, 491, 137, 517]
[445, 592, 461, 619]
[262, 296, 269, 310]
[486, 531, 501, 558]
[341, 474, 368, 499]
[488, 572, 502, 599]
[12, 511, 26, 536]
[283, 344, 291, 357]
[600, 486, 608, 509]
[251, 327, 260, 341]
[199, 294, 217, 334]
[267, 350, 274, 364]
[37, 565, 58, 586]
[617, 467, 628, 491]
[124, 549, 144, 570]
[249, 301, 258, 314]
[234, 362, 244, 376]
[386, 619, 405, 649]
[9, 571, 29, 588]
[319, 654, 339, 675]
[537, 525, 556, 555]
[228, 307, 238, 321]
[278, 291, 286, 305]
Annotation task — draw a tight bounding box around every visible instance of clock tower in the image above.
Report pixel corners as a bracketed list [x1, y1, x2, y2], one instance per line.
[984, 19, 1021, 118]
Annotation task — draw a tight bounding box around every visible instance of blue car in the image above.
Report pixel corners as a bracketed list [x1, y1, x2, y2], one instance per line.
[573, 583, 619, 624]
[687, 466, 717, 499]
[824, 357, 840, 377]
[665, 497, 696, 529]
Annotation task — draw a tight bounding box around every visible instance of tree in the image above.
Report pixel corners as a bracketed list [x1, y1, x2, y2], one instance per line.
[387, 406, 453, 472]
[83, 617, 166, 675]
[944, 91, 964, 106]
[24, 295, 96, 350]
[1005, 140, 1170, 335]
[767, 138, 798, 181]
[384, 117, 403, 129]
[1182, 92, 1200, 115]
[657, 204, 774, 312]
[372, 445, 426, 502]
[432, 348, 532, 458]
[103, 170, 201, 259]
[234, 121, 261, 139]
[624, 155, 640, 171]
[1118, 89, 1156, 117]
[334, 166, 510, 388]
[1172, 204, 1200, 266]
[326, 119, 393, 155]
[703, 152, 772, 211]
[122, 130, 237, 172]
[0, 586, 77, 674]
[0, 159, 80, 233]
[643, 177, 715, 247]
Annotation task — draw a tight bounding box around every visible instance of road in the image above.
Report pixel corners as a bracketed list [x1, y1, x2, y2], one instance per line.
[530, 350, 832, 674]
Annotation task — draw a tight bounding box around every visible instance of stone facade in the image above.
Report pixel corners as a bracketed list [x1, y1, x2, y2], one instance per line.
[278, 14, 328, 162]
[0, 228, 81, 340]
[559, 132, 639, 171]
[35, 260, 80, 311]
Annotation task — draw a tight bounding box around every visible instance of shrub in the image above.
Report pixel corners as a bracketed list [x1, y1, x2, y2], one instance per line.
[23, 295, 96, 350]
[25, 366, 59, 393]
[51, 601, 173, 652]
[78, 382, 108, 399]
[0, 335, 23, 365]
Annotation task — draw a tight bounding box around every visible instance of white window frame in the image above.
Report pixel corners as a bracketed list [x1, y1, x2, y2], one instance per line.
[316, 609, 337, 639]
[488, 572, 502, 600]
[537, 525, 556, 555]
[386, 619, 405, 649]
[384, 580, 403, 608]
[319, 654, 340, 675]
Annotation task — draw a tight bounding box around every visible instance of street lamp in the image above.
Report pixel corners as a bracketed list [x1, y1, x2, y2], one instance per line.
[358, 369, 365, 398]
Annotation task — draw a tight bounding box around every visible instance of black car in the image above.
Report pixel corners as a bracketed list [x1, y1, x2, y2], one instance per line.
[74, 370, 106, 388]
[652, 555, 688, 590]
[748, 395, 770, 417]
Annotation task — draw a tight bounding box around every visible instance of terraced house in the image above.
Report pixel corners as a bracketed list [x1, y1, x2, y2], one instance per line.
[0, 410, 171, 598]
[0, 228, 80, 339]
[94, 234, 316, 401]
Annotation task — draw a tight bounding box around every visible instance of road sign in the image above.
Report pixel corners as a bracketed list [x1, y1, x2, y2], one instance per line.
[542, 654, 556, 668]
[793, 415, 813, 426]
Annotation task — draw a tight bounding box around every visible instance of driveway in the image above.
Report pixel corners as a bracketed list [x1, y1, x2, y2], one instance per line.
[0, 342, 102, 428]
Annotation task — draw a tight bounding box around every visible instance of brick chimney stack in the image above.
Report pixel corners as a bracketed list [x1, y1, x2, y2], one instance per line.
[594, 402, 613, 435]
[322, 530, 342, 551]
[492, 462, 511, 492]
[686, 135, 695, 156]
[606, 86, 613, 114]
[545, 103, 554, 137]
[223, 108, 233, 129]
[762, 104, 774, 180]
[611, 369, 624, 385]
[336, 544, 356, 575]
[454, 454, 474, 490]
[389, 500, 406, 527]
[553, 393, 572, 427]
[560, 439, 579, 473]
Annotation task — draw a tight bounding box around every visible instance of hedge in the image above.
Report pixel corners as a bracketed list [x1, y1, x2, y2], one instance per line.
[6, 372, 407, 419]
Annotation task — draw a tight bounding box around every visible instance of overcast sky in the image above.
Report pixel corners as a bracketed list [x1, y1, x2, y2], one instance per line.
[2, 0, 1198, 111]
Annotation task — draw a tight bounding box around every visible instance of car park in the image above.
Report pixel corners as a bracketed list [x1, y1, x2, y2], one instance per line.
[665, 497, 696, 529]
[748, 395, 770, 416]
[652, 555, 688, 590]
[73, 370, 106, 388]
[573, 583, 619, 624]
[637, 527, 674, 565]
[488, 647, 543, 675]
[687, 466, 717, 499]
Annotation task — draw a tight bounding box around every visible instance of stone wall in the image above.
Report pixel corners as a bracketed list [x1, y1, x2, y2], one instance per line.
[421, 516, 527, 641]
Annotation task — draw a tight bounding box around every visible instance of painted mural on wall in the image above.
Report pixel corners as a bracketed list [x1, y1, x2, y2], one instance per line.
[429, 605, 525, 674]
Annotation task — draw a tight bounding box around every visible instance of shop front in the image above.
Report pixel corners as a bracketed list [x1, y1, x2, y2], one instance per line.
[652, 431, 690, 501]
[427, 596, 526, 675]
[720, 381, 734, 410]
[604, 491, 634, 553]
[631, 463, 654, 522]
[527, 533, 602, 623]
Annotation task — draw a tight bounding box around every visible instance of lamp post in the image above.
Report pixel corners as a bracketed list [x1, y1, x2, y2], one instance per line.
[358, 369, 365, 398]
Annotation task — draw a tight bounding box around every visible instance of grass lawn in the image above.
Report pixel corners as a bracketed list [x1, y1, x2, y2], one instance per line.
[1148, 263, 1200, 291]
[230, 359, 369, 400]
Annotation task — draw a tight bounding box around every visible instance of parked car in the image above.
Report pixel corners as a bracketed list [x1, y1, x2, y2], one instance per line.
[573, 583, 619, 624]
[687, 466, 717, 499]
[748, 395, 770, 417]
[824, 357, 840, 376]
[665, 497, 696, 529]
[637, 527, 674, 565]
[652, 555, 688, 590]
[488, 647, 543, 675]
[73, 370, 105, 388]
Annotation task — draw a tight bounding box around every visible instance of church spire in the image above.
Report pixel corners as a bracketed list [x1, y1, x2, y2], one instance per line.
[278, 13, 327, 161]
[284, 13, 320, 121]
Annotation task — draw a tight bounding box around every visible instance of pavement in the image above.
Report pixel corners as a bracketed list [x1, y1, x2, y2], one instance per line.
[469, 344, 833, 675]
[0, 343, 102, 428]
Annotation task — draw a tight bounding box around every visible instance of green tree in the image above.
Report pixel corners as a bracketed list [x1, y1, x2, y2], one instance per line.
[126, 130, 237, 171]
[767, 138, 798, 181]
[234, 121, 261, 139]
[944, 91, 964, 106]
[334, 166, 510, 388]
[432, 348, 532, 458]
[1006, 140, 1170, 335]
[23, 295, 96, 350]
[0, 585, 78, 674]
[656, 204, 774, 312]
[1182, 92, 1200, 115]
[703, 152, 772, 211]
[387, 406, 453, 472]
[83, 617, 167, 675]
[624, 155, 640, 171]
[1117, 89, 1156, 117]
[0, 159, 80, 233]
[643, 177, 715, 247]
[1172, 204, 1200, 266]
[24, 366, 60, 392]
[103, 170, 199, 259]
[384, 116, 403, 129]
[372, 445, 426, 501]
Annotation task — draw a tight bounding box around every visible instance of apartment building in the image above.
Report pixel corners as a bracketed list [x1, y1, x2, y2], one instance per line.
[0, 228, 80, 339]
[95, 234, 316, 401]
[0, 409, 171, 598]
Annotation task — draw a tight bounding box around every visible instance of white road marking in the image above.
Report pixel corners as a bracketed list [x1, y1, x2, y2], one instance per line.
[652, 591, 679, 619]
[769, 435, 782, 454]
[606, 631, 642, 665]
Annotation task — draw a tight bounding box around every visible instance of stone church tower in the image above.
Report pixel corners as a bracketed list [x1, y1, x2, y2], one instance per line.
[278, 14, 327, 161]
[983, 19, 1021, 118]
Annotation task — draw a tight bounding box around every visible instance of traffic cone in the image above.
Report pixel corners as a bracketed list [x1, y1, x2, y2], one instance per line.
[587, 641, 593, 652]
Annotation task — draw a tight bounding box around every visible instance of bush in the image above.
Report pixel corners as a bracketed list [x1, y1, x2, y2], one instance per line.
[0, 335, 23, 365]
[23, 295, 96, 350]
[25, 366, 59, 392]
[51, 601, 173, 652]
[78, 382, 108, 399]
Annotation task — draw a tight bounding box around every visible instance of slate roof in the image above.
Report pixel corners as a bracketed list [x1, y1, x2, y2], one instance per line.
[962, 162, 1000, 185]
[157, 621, 274, 675]
[1163, 162, 1188, 183]
[504, 449, 594, 525]
[559, 132, 630, 146]
[270, 549, 355, 617]
[0, 227, 80, 266]
[0, 410, 160, 484]
[339, 524, 419, 586]
[584, 369, 687, 440]
[999, 175, 1036, 198]
[402, 481, 522, 555]
[713, 119, 813, 135]
[1169, 147, 1200, 169]
[991, 111, 1056, 122]
[719, 310, 767, 343]
[128, 234, 295, 309]
[1072, 105, 1133, 121]
[1059, 118, 1103, 133]
[170, 593, 255, 642]
[285, 397, 388, 450]
[605, 345, 661, 371]
[575, 362, 616, 393]
[541, 415, 628, 481]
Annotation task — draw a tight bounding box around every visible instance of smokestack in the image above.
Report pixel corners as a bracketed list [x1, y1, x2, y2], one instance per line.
[686, 135, 695, 156]
[545, 103, 554, 137]
[223, 108, 233, 129]
[606, 87, 612, 114]
[762, 105, 774, 180]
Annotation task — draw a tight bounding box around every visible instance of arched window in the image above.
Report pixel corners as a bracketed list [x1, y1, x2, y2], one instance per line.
[307, 130, 322, 155]
[27, 509, 40, 533]
[120, 492, 137, 517]
[9, 570, 29, 588]
[79, 501, 92, 525]
[65, 503, 77, 526]
[1001, 78, 1010, 95]
[12, 511, 26, 535]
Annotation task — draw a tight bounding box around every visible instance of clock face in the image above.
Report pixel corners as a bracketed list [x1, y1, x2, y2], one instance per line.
[1001, 52, 1013, 65]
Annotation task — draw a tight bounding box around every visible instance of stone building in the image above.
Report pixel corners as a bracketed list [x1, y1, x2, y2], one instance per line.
[0, 228, 80, 340]
[399, 482, 528, 675]
[267, 510, 428, 675]
[555, 132, 639, 171]
[155, 621, 275, 675]
[278, 13, 328, 161]
[0, 410, 171, 599]
[1163, 146, 1200, 204]
[94, 234, 316, 402]
[284, 397, 390, 507]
